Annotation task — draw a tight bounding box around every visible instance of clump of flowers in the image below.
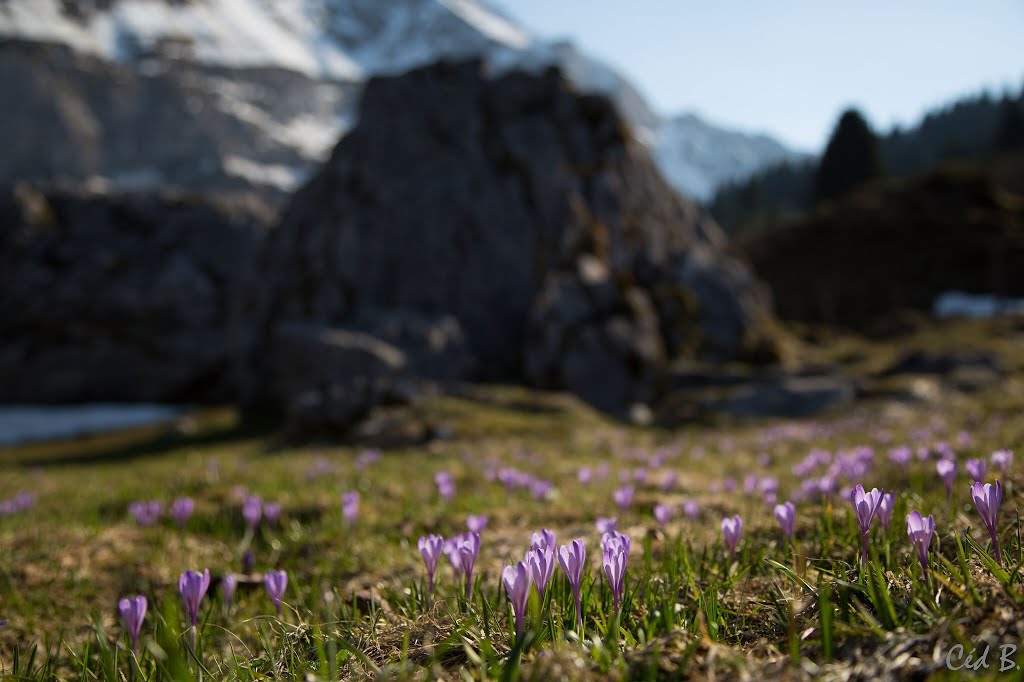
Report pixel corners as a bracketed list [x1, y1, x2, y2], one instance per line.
[0, 492, 37, 517]
[129, 501, 163, 526]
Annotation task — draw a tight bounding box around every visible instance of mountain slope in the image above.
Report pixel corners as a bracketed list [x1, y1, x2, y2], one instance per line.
[656, 113, 805, 201]
[0, 0, 796, 200]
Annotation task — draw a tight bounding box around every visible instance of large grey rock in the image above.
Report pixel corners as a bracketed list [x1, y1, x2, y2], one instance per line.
[525, 270, 665, 412]
[0, 183, 272, 403]
[269, 323, 407, 402]
[659, 372, 857, 421]
[246, 60, 776, 413]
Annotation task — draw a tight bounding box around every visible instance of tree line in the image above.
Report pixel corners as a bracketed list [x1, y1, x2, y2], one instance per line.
[709, 84, 1024, 235]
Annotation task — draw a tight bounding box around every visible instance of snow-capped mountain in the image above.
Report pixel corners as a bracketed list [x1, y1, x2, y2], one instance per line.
[656, 113, 806, 201]
[0, 0, 794, 200]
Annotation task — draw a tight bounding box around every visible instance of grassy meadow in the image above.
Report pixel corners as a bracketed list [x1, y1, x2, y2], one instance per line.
[2, 318, 1024, 680]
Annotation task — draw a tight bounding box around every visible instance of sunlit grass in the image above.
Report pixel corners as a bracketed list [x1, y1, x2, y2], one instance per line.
[2, 320, 1024, 679]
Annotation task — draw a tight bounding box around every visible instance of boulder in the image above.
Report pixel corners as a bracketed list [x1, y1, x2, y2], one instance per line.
[246, 60, 775, 413]
[0, 183, 272, 403]
[658, 372, 857, 421]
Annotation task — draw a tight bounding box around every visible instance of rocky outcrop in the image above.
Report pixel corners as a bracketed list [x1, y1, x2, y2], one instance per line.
[0, 183, 273, 403]
[740, 166, 1024, 328]
[246, 60, 775, 414]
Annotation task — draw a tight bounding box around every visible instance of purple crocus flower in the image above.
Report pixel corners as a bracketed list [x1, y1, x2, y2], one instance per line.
[888, 446, 912, 466]
[435, 472, 455, 502]
[264, 570, 287, 615]
[531, 528, 556, 552]
[660, 470, 678, 491]
[178, 569, 211, 628]
[721, 515, 743, 561]
[526, 545, 555, 601]
[850, 485, 884, 565]
[613, 486, 634, 510]
[578, 467, 593, 484]
[466, 515, 488, 534]
[170, 497, 194, 528]
[305, 457, 332, 481]
[600, 531, 632, 563]
[877, 492, 895, 533]
[557, 539, 586, 632]
[443, 537, 463, 577]
[906, 511, 936, 574]
[221, 574, 237, 606]
[593, 516, 614, 536]
[458, 532, 481, 600]
[773, 501, 795, 542]
[418, 534, 444, 598]
[966, 458, 988, 483]
[991, 449, 1013, 473]
[971, 481, 1004, 564]
[596, 517, 618, 536]
[683, 501, 700, 519]
[242, 550, 255, 575]
[355, 449, 380, 470]
[936, 459, 957, 501]
[263, 502, 282, 526]
[243, 496, 262, 530]
[118, 595, 147, 653]
[530, 478, 553, 500]
[341, 491, 359, 524]
[129, 501, 163, 526]
[602, 535, 629, 613]
[502, 561, 532, 640]
[654, 503, 672, 526]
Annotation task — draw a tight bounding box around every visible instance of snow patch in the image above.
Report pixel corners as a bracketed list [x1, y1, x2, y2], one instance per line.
[0, 0, 363, 80]
[437, 0, 531, 49]
[223, 155, 307, 191]
[0, 404, 184, 446]
[933, 291, 1024, 319]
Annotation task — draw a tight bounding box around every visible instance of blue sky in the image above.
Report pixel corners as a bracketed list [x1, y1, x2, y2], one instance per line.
[497, 1, 1024, 151]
